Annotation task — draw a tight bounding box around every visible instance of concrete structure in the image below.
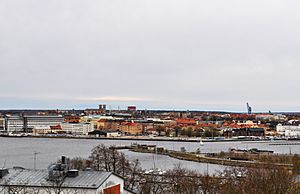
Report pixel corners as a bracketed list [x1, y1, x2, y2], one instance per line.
[4, 115, 64, 133]
[25, 116, 64, 131]
[276, 124, 300, 137]
[61, 122, 94, 135]
[4, 116, 23, 132]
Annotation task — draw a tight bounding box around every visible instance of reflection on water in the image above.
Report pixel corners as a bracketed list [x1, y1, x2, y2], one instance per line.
[0, 137, 299, 174]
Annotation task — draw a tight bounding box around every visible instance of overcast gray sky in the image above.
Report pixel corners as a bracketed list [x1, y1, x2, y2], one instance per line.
[1, 0, 300, 111]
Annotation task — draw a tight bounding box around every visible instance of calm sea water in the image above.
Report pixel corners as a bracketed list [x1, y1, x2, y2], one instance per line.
[0, 137, 299, 174]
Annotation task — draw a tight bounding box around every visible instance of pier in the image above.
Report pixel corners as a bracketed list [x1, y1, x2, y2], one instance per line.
[125, 144, 296, 170]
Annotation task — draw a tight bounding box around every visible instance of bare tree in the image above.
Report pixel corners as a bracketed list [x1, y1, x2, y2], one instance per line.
[117, 152, 131, 178]
[68, 157, 87, 170]
[126, 159, 142, 191]
[85, 144, 300, 193]
[140, 173, 166, 194]
[89, 144, 143, 191]
[218, 166, 298, 194]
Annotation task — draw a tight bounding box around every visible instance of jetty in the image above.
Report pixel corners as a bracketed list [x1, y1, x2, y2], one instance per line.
[122, 144, 297, 170]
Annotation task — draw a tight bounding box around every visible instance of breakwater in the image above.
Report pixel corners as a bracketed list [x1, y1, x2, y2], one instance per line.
[124, 144, 295, 170]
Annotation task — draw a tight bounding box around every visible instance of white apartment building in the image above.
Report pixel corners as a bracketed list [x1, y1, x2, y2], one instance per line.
[276, 124, 300, 137]
[61, 122, 94, 135]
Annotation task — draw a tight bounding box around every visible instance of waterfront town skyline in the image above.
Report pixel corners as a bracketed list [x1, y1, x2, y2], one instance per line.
[0, 103, 297, 136]
[1, 1, 300, 193]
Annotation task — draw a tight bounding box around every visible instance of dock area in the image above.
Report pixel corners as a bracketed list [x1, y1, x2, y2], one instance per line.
[116, 144, 297, 170]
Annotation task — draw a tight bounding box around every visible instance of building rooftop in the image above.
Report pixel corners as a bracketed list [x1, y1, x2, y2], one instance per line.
[0, 168, 112, 189]
[25, 115, 63, 118]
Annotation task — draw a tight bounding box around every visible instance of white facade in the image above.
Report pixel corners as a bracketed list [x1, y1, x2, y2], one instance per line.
[61, 122, 94, 135]
[285, 128, 300, 138]
[4, 115, 63, 132]
[276, 124, 300, 137]
[25, 116, 64, 130]
[5, 116, 23, 132]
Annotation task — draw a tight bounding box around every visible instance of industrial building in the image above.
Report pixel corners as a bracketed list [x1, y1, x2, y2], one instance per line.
[4, 115, 64, 133]
[3, 115, 23, 132]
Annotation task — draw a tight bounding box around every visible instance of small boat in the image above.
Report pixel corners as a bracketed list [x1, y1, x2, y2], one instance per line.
[200, 138, 204, 146]
[143, 145, 166, 175]
[144, 168, 166, 175]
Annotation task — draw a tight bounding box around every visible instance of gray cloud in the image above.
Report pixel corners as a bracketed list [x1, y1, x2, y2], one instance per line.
[1, 0, 300, 111]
